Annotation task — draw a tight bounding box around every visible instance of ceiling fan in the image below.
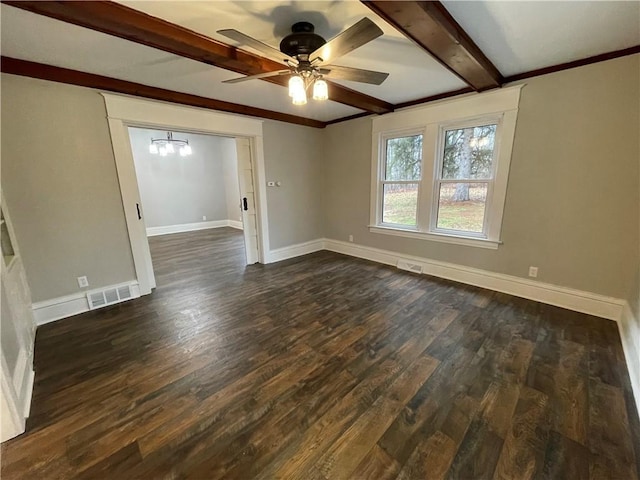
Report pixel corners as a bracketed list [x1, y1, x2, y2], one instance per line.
[217, 18, 389, 105]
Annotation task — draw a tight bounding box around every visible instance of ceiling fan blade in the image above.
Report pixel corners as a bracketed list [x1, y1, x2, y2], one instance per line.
[319, 65, 389, 85]
[310, 18, 383, 65]
[217, 29, 299, 66]
[223, 70, 291, 84]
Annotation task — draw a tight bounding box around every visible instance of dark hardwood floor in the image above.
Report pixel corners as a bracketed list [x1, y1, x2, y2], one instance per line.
[2, 228, 639, 479]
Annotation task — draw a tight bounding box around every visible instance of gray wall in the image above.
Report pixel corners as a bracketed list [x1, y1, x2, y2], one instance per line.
[2, 54, 638, 305]
[1, 75, 136, 302]
[129, 127, 235, 228]
[0, 74, 325, 303]
[262, 121, 325, 250]
[324, 55, 640, 299]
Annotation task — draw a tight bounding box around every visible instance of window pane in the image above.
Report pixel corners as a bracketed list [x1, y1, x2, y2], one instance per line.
[385, 135, 422, 181]
[436, 183, 488, 233]
[383, 183, 418, 226]
[442, 124, 496, 180]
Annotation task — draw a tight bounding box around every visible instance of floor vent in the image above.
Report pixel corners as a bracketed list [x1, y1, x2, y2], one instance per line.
[87, 285, 133, 310]
[397, 259, 423, 274]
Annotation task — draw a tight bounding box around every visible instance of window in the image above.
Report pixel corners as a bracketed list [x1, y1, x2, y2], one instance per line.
[370, 86, 521, 249]
[381, 133, 422, 227]
[433, 122, 497, 236]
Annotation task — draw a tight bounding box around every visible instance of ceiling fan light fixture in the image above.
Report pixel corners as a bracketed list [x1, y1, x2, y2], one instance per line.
[218, 18, 387, 106]
[149, 143, 159, 154]
[292, 88, 307, 106]
[288, 75, 304, 98]
[313, 78, 328, 101]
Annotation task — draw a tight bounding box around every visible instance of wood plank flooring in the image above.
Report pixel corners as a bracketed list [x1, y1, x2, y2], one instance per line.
[2, 228, 639, 479]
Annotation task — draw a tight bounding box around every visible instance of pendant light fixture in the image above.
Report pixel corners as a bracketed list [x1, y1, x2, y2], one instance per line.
[149, 132, 192, 157]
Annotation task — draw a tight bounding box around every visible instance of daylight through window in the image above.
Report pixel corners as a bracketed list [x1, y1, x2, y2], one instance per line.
[434, 124, 497, 235]
[382, 134, 422, 227]
[370, 86, 522, 249]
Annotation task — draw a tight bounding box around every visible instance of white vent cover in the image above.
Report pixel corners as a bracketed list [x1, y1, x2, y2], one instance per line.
[87, 284, 133, 310]
[397, 259, 424, 274]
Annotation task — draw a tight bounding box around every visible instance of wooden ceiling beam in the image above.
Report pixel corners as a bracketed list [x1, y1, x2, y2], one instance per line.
[1, 57, 326, 128]
[362, 1, 503, 91]
[3, 1, 393, 114]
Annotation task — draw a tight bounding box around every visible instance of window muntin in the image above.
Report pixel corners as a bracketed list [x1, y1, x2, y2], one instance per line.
[433, 123, 498, 237]
[370, 86, 521, 249]
[380, 133, 423, 227]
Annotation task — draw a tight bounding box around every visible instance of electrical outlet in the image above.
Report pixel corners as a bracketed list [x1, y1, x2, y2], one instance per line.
[528, 266, 538, 278]
[77, 276, 89, 288]
[202, 215, 207, 221]
[348, 235, 354, 242]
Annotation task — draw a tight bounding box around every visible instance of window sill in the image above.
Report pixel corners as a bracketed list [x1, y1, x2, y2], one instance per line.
[369, 225, 501, 250]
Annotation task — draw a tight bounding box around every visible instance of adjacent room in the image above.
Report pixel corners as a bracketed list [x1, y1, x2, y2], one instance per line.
[1, 1, 639, 478]
[127, 126, 251, 289]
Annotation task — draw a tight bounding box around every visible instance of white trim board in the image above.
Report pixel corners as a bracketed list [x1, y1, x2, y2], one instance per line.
[102, 93, 268, 295]
[619, 302, 640, 417]
[267, 239, 325, 264]
[33, 281, 141, 326]
[146, 220, 242, 237]
[322, 239, 625, 322]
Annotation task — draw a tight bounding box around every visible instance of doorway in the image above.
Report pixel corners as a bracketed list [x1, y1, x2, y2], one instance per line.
[103, 93, 270, 295]
[126, 127, 259, 285]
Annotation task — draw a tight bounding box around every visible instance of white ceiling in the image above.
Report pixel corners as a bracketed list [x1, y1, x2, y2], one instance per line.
[2, 1, 638, 123]
[442, 1, 640, 77]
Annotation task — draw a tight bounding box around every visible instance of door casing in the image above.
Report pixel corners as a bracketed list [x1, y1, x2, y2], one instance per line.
[102, 93, 270, 294]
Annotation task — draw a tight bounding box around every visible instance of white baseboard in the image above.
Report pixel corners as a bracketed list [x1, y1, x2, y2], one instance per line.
[619, 302, 640, 418]
[33, 293, 89, 325]
[32, 281, 140, 326]
[323, 239, 626, 322]
[146, 220, 241, 237]
[267, 239, 325, 263]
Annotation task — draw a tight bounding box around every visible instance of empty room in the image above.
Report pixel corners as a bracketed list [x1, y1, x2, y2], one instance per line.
[1, 1, 639, 479]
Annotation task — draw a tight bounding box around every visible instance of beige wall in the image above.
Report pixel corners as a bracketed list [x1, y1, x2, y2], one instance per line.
[1, 75, 326, 302]
[262, 121, 325, 250]
[1, 75, 136, 302]
[2, 54, 638, 305]
[324, 55, 640, 299]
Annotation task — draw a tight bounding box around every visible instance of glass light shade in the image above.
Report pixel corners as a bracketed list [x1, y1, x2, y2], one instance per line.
[179, 147, 187, 157]
[288, 75, 304, 98]
[149, 143, 159, 154]
[183, 144, 192, 155]
[292, 89, 307, 105]
[165, 142, 175, 153]
[312, 79, 328, 101]
[159, 145, 168, 156]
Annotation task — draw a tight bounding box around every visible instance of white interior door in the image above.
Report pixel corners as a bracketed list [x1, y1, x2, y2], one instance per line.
[236, 138, 259, 265]
[0, 198, 36, 442]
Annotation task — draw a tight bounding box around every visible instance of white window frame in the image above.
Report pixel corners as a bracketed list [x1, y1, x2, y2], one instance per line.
[370, 86, 522, 250]
[377, 128, 425, 230]
[430, 115, 502, 239]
